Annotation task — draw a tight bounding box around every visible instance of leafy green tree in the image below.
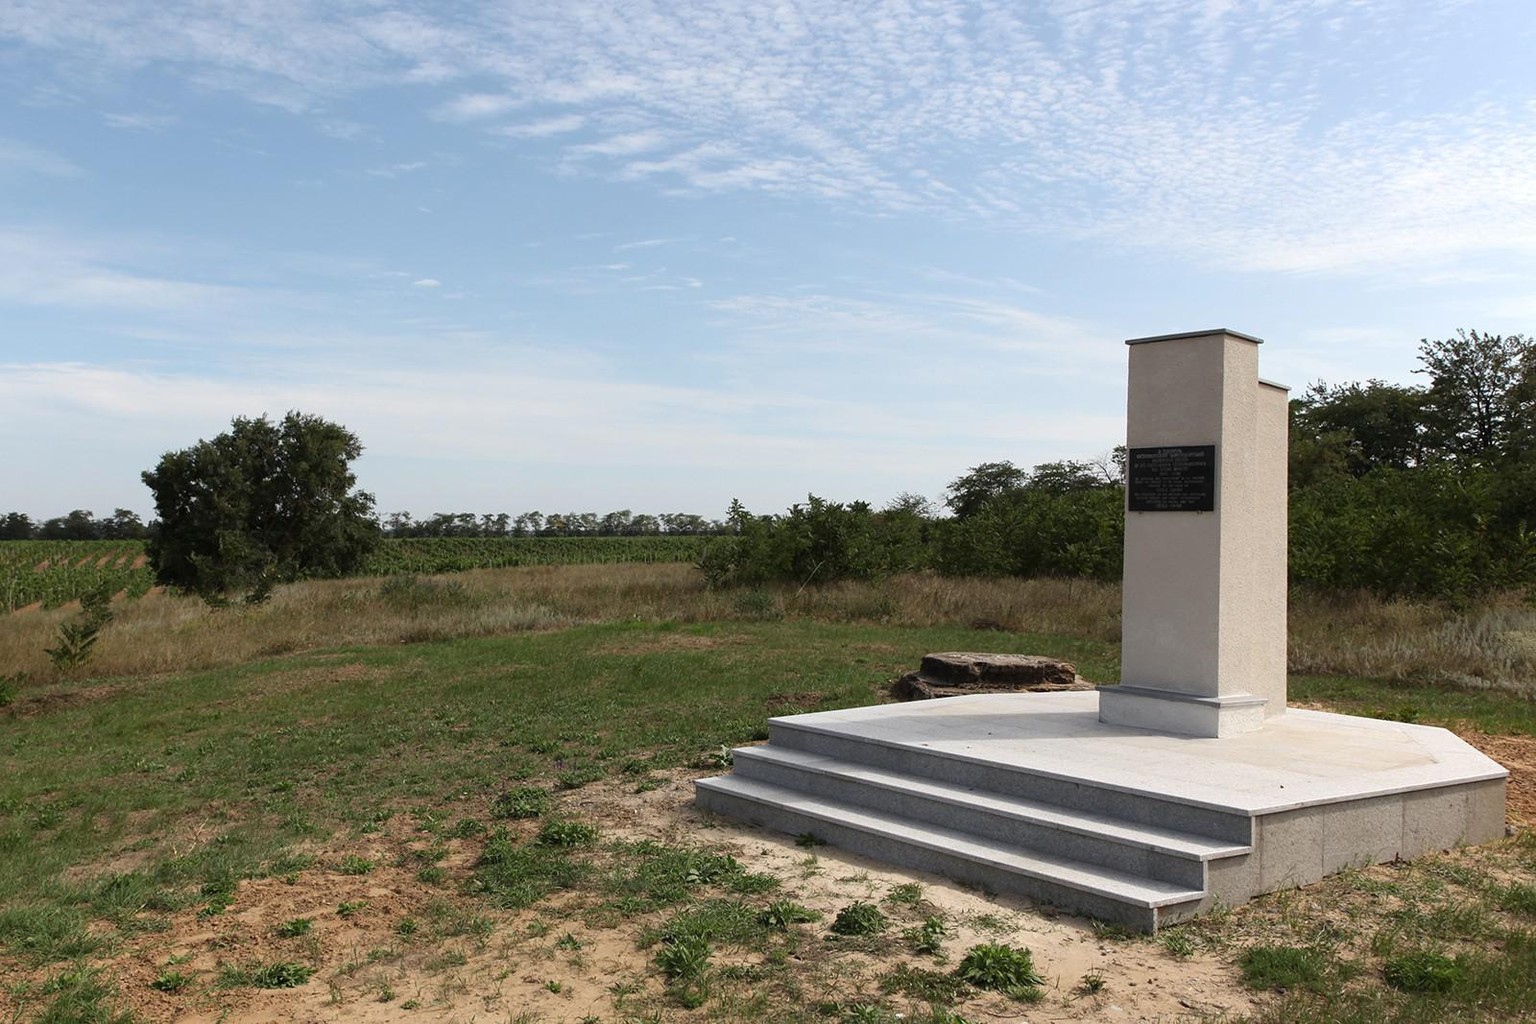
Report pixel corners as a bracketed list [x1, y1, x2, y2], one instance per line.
[142, 412, 379, 602]
[944, 461, 1027, 519]
[1416, 329, 1533, 459]
[1290, 380, 1428, 477]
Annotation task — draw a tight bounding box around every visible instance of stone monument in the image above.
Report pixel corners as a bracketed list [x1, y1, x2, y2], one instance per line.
[1100, 329, 1289, 736]
[695, 328, 1508, 931]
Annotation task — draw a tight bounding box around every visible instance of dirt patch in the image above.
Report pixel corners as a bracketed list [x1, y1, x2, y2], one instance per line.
[2, 683, 123, 719]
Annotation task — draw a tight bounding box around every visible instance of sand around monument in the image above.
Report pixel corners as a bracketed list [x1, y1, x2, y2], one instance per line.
[3, 731, 1529, 1024]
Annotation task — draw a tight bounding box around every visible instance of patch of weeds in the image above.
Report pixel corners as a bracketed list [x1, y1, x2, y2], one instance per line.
[336, 855, 375, 876]
[1383, 950, 1465, 993]
[602, 842, 744, 910]
[903, 915, 947, 956]
[425, 949, 468, 971]
[536, 819, 599, 847]
[151, 969, 195, 993]
[491, 786, 551, 821]
[885, 882, 924, 906]
[955, 942, 1044, 999]
[1496, 882, 1536, 916]
[416, 865, 446, 886]
[795, 832, 825, 848]
[1074, 969, 1106, 995]
[275, 917, 313, 938]
[0, 906, 101, 963]
[337, 900, 367, 918]
[841, 1004, 896, 1024]
[265, 852, 316, 877]
[448, 818, 485, 839]
[556, 932, 583, 951]
[655, 933, 711, 980]
[969, 912, 1013, 936]
[655, 934, 711, 1009]
[830, 901, 888, 937]
[1160, 929, 1197, 958]
[880, 963, 967, 1004]
[653, 899, 766, 948]
[1237, 945, 1328, 992]
[760, 900, 820, 930]
[222, 961, 313, 989]
[395, 918, 418, 938]
[728, 870, 780, 895]
[35, 964, 134, 1024]
[544, 979, 563, 993]
[557, 765, 607, 790]
[693, 745, 734, 770]
[470, 829, 591, 909]
[401, 998, 420, 1009]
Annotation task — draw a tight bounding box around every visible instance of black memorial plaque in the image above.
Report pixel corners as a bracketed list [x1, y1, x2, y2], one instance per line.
[1127, 445, 1216, 512]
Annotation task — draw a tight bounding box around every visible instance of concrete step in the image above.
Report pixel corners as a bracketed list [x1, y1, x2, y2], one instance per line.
[730, 745, 1249, 890]
[695, 774, 1206, 932]
[767, 716, 1253, 844]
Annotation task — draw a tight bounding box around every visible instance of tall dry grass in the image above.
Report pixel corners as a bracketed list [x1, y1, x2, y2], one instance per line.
[2, 564, 1532, 694]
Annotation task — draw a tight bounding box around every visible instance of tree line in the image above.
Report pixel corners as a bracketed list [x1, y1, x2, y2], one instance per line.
[710, 329, 1535, 602]
[11, 328, 1528, 604]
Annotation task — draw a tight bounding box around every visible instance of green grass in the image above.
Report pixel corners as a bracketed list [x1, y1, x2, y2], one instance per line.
[4, 602, 1535, 1021]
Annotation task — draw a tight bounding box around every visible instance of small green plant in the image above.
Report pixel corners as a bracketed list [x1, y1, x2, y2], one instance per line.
[903, 914, 947, 955]
[1383, 950, 1465, 993]
[841, 1004, 894, 1024]
[545, 979, 563, 993]
[396, 918, 418, 937]
[879, 963, 967, 1004]
[151, 969, 194, 993]
[1237, 944, 1326, 991]
[955, 942, 1044, 998]
[401, 998, 420, 1009]
[1160, 929, 1197, 958]
[336, 855, 375, 875]
[556, 932, 583, 951]
[235, 961, 312, 988]
[1497, 882, 1536, 916]
[416, 865, 446, 885]
[830, 901, 888, 937]
[536, 819, 599, 847]
[275, 917, 313, 938]
[760, 900, 820, 930]
[491, 786, 552, 820]
[885, 882, 924, 905]
[337, 900, 367, 917]
[1075, 969, 1106, 995]
[655, 934, 711, 980]
[45, 583, 114, 670]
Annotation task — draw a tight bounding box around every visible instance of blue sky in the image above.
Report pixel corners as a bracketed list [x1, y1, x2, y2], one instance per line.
[2, 1, 1533, 522]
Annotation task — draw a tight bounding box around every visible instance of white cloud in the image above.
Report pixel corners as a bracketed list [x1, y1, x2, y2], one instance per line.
[496, 114, 587, 138]
[412, 278, 440, 287]
[0, 138, 84, 178]
[4, 1, 1533, 276]
[433, 92, 518, 122]
[100, 111, 177, 131]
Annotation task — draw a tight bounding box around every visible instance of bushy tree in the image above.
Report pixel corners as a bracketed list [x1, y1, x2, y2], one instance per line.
[142, 412, 379, 601]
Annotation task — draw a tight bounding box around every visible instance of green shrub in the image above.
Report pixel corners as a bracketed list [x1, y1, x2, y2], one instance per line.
[1384, 950, 1465, 993]
[1237, 945, 1326, 991]
[830, 901, 888, 936]
[955, 942, 1044, 995]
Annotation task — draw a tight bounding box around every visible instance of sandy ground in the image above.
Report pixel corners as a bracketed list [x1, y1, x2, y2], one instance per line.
[5, 732, 1531, 1024]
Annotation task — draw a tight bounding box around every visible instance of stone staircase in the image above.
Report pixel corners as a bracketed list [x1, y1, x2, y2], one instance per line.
[694, 713, 1255, 932]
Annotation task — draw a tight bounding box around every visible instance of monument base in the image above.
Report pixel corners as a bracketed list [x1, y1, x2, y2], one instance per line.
[695, 692, 1507, 932]
[1097, 684, 1268, 738]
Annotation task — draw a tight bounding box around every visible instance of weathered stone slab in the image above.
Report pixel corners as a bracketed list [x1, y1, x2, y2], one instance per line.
[893, 652, 1086, 701]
